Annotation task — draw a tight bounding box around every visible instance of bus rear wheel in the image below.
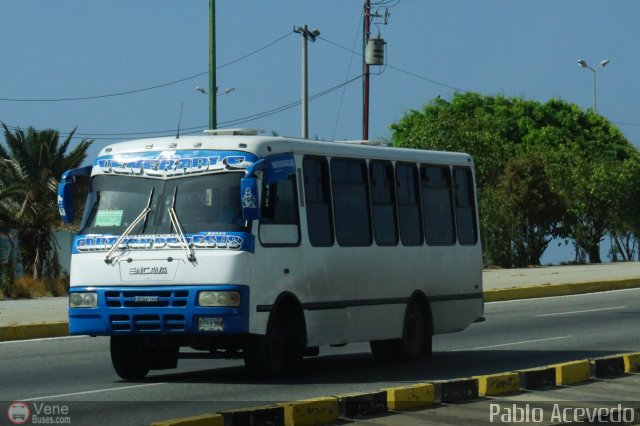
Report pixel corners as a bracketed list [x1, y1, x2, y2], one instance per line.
[370, 301, 430, 363]
[110, 336, 150, 380]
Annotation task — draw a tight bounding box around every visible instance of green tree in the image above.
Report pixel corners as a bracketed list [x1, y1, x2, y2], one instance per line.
[390, 93, 638, 265]
[0, 124, 92, 279]
[486, 153, 565, 267]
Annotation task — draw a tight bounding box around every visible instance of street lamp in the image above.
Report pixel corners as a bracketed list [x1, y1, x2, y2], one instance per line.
[577, 59, 610, 113]
[294, 25, 320, 139]
[195, 86, 236, 96]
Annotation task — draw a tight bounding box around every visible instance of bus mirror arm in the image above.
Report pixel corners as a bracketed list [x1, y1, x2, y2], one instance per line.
[240, 159, 265, 221]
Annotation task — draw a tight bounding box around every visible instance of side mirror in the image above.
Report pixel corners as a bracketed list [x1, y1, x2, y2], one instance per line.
[58, 166, 92, 224]
[240, 159, 265, 221]
[240, 177, 259, 221]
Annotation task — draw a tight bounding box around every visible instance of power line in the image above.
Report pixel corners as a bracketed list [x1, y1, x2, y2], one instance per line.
[1, 74, 364, 140]
[0, 32, 293, 103]
[318, 36, 468, 93]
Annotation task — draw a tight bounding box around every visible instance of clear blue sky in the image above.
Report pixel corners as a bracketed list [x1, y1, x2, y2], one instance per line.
[1, 0, 638, 263]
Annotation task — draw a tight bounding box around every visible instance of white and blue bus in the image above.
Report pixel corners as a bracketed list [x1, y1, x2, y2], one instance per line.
[58, 129, 483, 379]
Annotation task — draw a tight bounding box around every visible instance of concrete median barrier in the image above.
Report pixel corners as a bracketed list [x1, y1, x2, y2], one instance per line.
[278, 397, 338, 426]
[474, 372, 520, 396]
[554, 360, 591, 385]
[335, 390, 387, 419]
[382, 383, 435, 411]
[592, 355, 626, 377]
[437, 378, 479, 403]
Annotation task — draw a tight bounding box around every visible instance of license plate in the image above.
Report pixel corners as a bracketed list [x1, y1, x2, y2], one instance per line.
[198, 317, 223, 332]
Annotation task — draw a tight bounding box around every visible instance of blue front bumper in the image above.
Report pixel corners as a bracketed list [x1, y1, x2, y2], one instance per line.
[68, 285, 249, 336]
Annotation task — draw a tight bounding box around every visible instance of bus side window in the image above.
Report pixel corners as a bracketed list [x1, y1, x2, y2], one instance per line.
[421, 165, 456, 245]
[453, 167, 478, 245]
[395, 163, 423, 246]
[303, 156, 334, 246]
[331, 158, 372, 247]
[260, 175, 298, 225]
[370, 160, 398, 246]
[259, 174, 300, 246]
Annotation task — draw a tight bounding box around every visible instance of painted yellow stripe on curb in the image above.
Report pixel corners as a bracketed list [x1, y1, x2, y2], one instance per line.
[0, 322, 68, 341]
[474, 372, 520, 396]
[151, 414, 223, 426]
[278, 397, 338, 426]
[554, 360, 591, 385]
[624, 353, 640, 373]
[382, 383, 435, 411]
[484, 278, 640, 302]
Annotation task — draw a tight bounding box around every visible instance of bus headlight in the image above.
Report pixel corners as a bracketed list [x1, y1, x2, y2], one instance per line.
[69, 292, 98, 308]
[198, 291, 241, 307]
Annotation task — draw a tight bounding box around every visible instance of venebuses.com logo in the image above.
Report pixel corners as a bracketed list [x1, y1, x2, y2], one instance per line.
[7, 402, 30, 425]
[6, 401, 71, 424]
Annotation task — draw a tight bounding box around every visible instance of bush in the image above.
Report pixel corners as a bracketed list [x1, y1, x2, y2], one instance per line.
[3, 275, 69, 299]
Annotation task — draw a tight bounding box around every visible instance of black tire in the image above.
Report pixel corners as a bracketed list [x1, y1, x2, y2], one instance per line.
[283, 317, 305, 372]
[110, 336, 150, 380]
[400, 301, 427, 362]
[370, 339, 400, 363]
[244, 314, 286, 378]
[370, 301, 429, 363]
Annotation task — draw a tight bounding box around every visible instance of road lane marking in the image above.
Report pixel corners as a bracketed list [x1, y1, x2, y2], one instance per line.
[451, 335, 571, 351]
[21, 382, 167, 401]
[535, 306, 627, 317]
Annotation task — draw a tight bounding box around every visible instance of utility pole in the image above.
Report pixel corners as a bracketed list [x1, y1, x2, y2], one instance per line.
[209, 0, 217, 130]
[294, 25, 320, 139]
[362, 0, 371, 141]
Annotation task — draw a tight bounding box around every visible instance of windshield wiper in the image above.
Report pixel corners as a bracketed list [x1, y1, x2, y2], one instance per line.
[104, 188, 154, 264]
[168, 187, 196, 262]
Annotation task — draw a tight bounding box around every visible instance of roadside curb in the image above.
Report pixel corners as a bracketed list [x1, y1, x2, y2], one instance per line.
[483, 278, 640, 302]
[0, 321, 68, 342]
[151, 353, 640, 426]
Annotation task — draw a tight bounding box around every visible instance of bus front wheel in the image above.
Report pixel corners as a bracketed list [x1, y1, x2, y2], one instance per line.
[244, 314, 286, 378]
[110, 336, 150, 380]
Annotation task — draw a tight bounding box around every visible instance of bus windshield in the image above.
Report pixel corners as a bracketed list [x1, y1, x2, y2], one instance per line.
[80, 173, 247, 235]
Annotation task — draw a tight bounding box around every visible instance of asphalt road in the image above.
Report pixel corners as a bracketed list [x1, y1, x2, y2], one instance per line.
[2, 288, 639, 425]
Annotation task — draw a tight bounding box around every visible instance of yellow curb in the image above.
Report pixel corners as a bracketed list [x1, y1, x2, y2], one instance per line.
[382, 383, 435, 411]
[554, 360, 591, 385]
[0, 322, 68, 341]
[483, 278, 640, 302]
[151, 414, 223, 426]
[623, 353, 640, 373]
[278, 397, 338, 426]
[474, 372, 520, 396]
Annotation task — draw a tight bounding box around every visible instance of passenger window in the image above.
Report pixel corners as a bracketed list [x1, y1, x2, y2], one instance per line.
[395, 163, 423, 246]
[259, 174, 300, 246]
[331, 158, 372, 246]
[303, 156, 334, 246]
[421, 165, 455, 245]
[369, 161, 398, 246]
[453, 167, 478, 245]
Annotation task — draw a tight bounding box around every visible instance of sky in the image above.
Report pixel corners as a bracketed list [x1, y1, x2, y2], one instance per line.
[1, 0, 639, 263]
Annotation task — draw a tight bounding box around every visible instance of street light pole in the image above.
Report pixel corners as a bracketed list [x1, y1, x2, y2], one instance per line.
[294, 25, 320, 139]
[577, 59, 610, 113]
[209, 0, 217, 130]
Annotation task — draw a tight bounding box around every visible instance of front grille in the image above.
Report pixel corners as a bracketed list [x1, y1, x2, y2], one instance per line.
[109, 314, 185, 333]
[105, 290, 189, 308]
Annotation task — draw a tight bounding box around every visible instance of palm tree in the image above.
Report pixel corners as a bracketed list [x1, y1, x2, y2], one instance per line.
[0, 123, 93, 279]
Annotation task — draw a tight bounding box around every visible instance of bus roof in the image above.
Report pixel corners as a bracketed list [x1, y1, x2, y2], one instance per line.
[97, 133, 473, 167]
